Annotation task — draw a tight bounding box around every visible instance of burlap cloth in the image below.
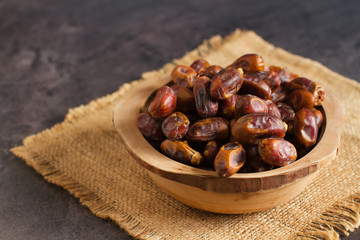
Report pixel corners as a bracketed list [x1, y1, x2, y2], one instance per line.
[11, 30, 360, 240]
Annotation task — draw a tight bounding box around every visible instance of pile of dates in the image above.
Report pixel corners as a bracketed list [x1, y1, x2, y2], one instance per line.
[136, 54, 325, 177]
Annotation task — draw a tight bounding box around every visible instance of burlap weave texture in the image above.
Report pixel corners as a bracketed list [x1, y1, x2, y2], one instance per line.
[12, 30, 360, 240]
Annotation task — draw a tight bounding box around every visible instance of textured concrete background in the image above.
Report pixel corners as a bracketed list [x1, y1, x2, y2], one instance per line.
[1, 0, 360, 239]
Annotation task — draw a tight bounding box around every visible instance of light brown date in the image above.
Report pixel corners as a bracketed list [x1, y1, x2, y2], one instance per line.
[171, 85, 196, 113]
[220, 94, 240, 119]
[203, 141, 219, 166]
[190, 59, 210, 74]
[214, 142, 246, 177]
[136, 112, 164, 140]
[229, 54, 265, 72]
[186, 117, 229, 142]
[289, 77, 325, 105]
[193, 76, 219, 118]
[171, 65, 197, 88]
[286, 89, 315, 112]
[160, 139, 203, 165]
[258, 138, 297, 166]
[148, 86, 177, 119]
[231, 113, 287, 146]
[210, 67, 243, 100]
[162, 112, 190, 140]
[239, 72, 272, 99]
[203, 65, 223, 78]
[235, 94, 268, 117]
[293, 108, 318, 148]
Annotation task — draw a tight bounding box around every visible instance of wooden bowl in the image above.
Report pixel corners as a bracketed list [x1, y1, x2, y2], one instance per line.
[113, 74, 343, 214]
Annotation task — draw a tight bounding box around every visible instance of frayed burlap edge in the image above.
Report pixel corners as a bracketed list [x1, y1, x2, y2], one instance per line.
[11, 29, 360, 240]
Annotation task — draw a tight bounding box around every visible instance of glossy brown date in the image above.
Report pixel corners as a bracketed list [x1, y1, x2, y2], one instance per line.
[267, 65, 299, 86]
[231, 113, 287, 146]
[220, 94, 240, 119]
[162, 112, 190, 140]
[193, 76, 219, 118]
[214, 142, 246, 177]
[171, 65, 197, 88]
[258, 138, 297, 166]
[289, 77, 325, 105]
[136, 112, 164, 140]
[203, 141, 219, 166]
[190, 59, 210, 74]
[239, 72, 272, 99]
[310, 108, 323, 128]
[286, 89, 315, 112]
[186, 117, 229, 142]
[293, 108, 318, 148]
[264, 100, 281, 119]
[171, 85, 196, 113]
[229, 54, 265, 72]
[235, 94, 268, 117]
[148, 86, 177, 119]
[264, 70, 281, 91]
[210, 67, 243, 100]
[276, 102, 295, 123]
[160, 139, 203, 165]
[203, 65, 223, 78]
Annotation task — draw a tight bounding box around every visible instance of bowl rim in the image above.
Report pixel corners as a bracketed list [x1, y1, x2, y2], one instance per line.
[113, 73, 343, 193]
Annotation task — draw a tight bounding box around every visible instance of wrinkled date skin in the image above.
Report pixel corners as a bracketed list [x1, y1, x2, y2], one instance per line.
[264, 70, 281, 91]
[148, 86, 177, 119]
[235, 94, 268, 117]
[160, 139, 203, 165]
[203, 141, 219, 166]
[220, 94, 240, 119]
[264, 99, 281, 119]
[187, 117, 229, 142]
[193, 76, 219, 118]
[289, 77, 325, 105]
[310, 108, 324, 128]
[258, 138, 297, 166]
[231, 113, 287, 146]
[162, 112, 190, 140]
[203, 65, 223, 78]
[171, 85, 196, 113]
[286, 89, 315, 112]
[276, 102, 295, 123]
[294, 108, 318, 148]
[214, 142, 246, 177]
[210, 68, 244, 100]
[190, 59, 210, 74]
[136, 112, 164, 140]
[271, 85, 288, 103]
[171, 65, 197, 88]
[229, 54, 265, 72]
[239, 72, 272, 99]
[267, 65, 299, 86]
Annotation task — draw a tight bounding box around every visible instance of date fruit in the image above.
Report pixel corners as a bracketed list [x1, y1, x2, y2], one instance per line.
[231, 113, 287, 145]
[286, 89, 315, 112]
[203, 65, 223, 78]
[136, 112, 164, 140]
[229, 54, 265, 72]
[148, 86, 177, 119]
[193, 76, 219, 118]
[162, 112, 190, 140]
[258, 138, 297, 166]
[187, 117, 229, 142]
[171, 85, 196, 113]
[203, 141, 219, 166]
[190, 59, 210, 74]
[289, 77, 325, 105]
[240, 72, 272, 99]
[210, 67, 243, 100]
[160, 139, 203, 165]
[235, 94, 268, 117]
[293, 108, 318, 148]
[214, 142, 246, 177]
[171, 65, 197, 88]
[220, 94, 240, 119]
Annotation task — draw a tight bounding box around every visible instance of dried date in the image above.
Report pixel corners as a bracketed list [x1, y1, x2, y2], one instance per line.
[214, 142, 246, 177]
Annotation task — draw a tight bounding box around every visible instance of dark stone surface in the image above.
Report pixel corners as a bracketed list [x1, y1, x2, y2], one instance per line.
[1, 0, 359, 239]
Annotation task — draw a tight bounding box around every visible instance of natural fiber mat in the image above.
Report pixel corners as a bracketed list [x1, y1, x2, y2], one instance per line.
[11, 30, 360, 240]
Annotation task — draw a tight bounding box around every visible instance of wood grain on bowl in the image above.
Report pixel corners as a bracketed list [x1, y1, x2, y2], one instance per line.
[113, 73, 343, 214]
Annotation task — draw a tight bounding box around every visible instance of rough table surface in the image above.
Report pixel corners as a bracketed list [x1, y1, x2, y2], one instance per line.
[1, 0, 360, 239]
